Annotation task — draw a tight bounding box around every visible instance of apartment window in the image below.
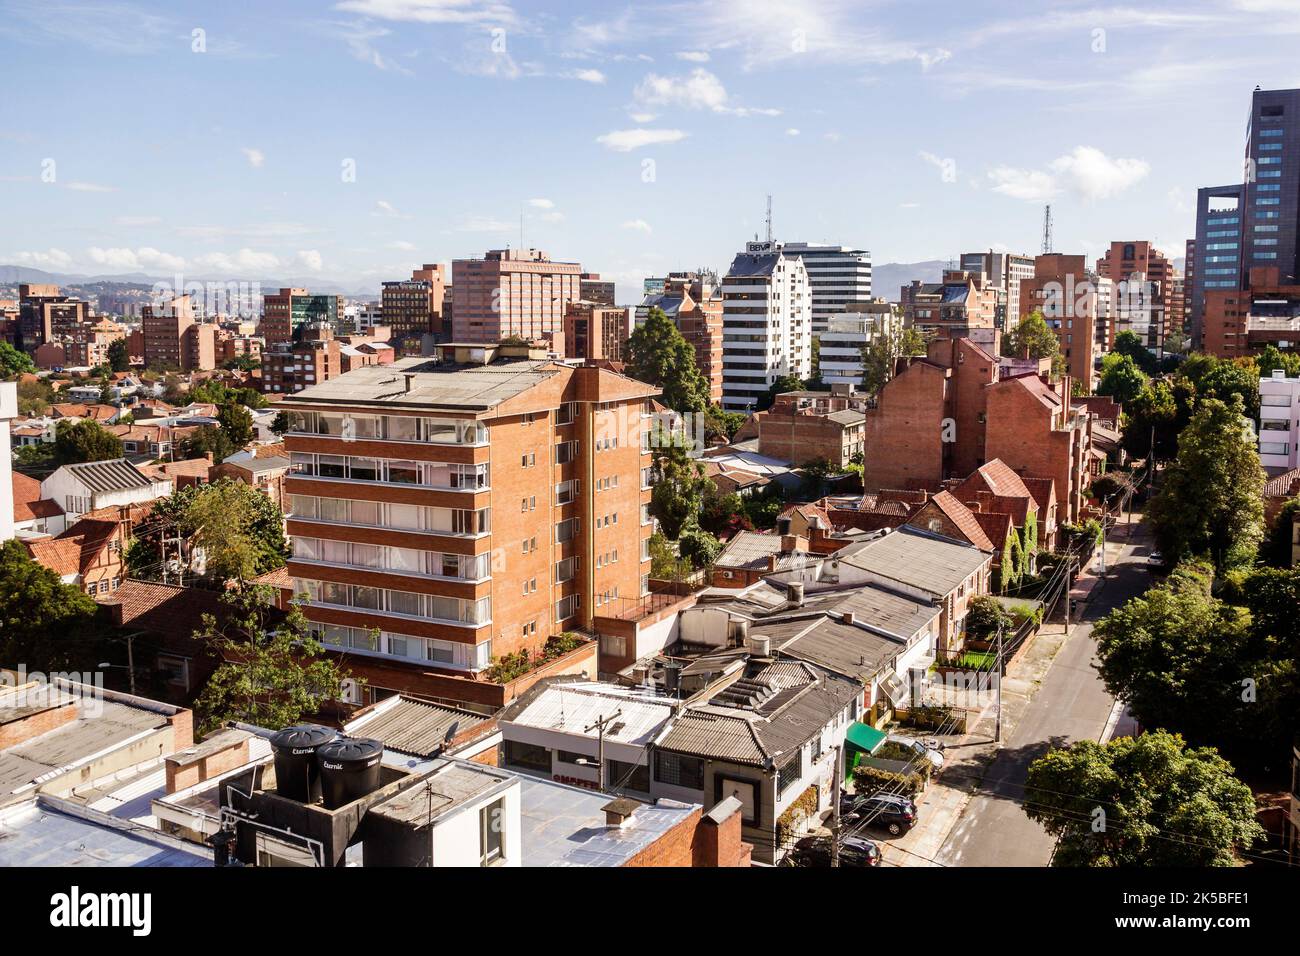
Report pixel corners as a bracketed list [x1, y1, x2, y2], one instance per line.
[776, 754, 803, 797]
[521, 451, 536, 468]
[555, 556, 579, 584]
[606, 759, 650, 794]
[504, 740, 551, 774]
[556, 593, 581, 622]
[555, 479, 580, 505]
[521, 496, 536, 512]
[556, 518, 580, 543]
[555, 440, 578, 465]
[522, 577, 537, 595]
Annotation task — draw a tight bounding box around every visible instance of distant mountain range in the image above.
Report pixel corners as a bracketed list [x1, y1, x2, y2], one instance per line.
[871, 260, 950, 300]
[0, 265, 377, 298]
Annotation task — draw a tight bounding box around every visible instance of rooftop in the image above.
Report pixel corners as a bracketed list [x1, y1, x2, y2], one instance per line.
[281, 356, 561, 411]
[0, 798, 211, 867]
[836, 525, 992, 595]
[501, 681, 676, 748]
[345, 695, 489, 759]
[58, 458, 156, 495]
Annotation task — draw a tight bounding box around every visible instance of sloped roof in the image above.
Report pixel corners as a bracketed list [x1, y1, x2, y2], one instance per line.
[837, 525, 992, 596]
[912, 491, 995, 551]
[23, 537, 83, 577]
[957, 459, 1034, 501]
[345, 697, 488, 759]
[61, 458, 155, 495]
[973, 511, 1014, 550]
[12, 473, 63, 523]
[714, 531, 813, 572]
[1264, 467, 1300, 498]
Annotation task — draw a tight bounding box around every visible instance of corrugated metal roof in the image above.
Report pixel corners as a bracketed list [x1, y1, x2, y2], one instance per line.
[346, 697, 487, 759]
[837, 526, 991, 596]
[726, 252, 781, 278]
[657, 710, 768, 765]
[64, 458, 154, 494]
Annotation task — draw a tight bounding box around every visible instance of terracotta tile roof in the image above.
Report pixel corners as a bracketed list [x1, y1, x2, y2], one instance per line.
[1264, 467, 1300, 499]
[23, 537, 83, 577]
[12, 473, 63, 523]
[956, 459, 1033, 501]
[1020, 477, 1058, 517]
[95, 580, 233, 649]
[920, 491, 995, 551]
[973, 511, 1014, 550]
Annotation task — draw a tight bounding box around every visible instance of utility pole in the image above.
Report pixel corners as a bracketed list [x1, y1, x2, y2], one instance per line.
[994, 621, 1004, 744]
[831, 745, 843, 867]
[584, 710, 622, 791]
[126, 633, 136, 696]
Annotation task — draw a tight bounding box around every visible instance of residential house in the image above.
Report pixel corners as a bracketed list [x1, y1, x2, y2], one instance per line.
[40, 458, 170, 523]
[11, 472, 66, 536]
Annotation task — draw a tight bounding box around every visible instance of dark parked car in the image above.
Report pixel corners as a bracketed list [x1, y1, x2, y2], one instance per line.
[784, 834, 881, 867]
[840, 792, 917, 836]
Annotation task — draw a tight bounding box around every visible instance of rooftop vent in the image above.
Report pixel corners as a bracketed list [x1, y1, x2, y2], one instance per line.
[603, 797, 641, 828]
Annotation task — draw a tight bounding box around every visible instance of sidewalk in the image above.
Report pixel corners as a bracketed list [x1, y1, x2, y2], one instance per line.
[876, 516, 1142, 867]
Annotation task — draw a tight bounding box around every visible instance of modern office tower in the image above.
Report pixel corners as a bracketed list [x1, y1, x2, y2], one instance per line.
[260, 288, 342, 347]
[739, 241, 869, 335]
[1018, 254, 1100, 393]
[1190, 87, 1300, 346]
[17, 284, 90, 352]
[720, 244, 812, 412]
[450, 248, 583, 344]
[1096, 241, 1176, 351]
[959, 251, 1036, 331]
[563, 302, 630, 361]
[817, 300, 902, 388]
[142, 293, 215, 371]
[382, 264, 447, 349]
[636, 271, 724, 404]
[580, 273, 616, 307]
[901, 271, 999, 335]
[279, 344, 656, 708]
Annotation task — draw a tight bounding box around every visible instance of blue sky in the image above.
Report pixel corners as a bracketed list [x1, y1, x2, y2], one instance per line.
[2, 0, 1299, 300]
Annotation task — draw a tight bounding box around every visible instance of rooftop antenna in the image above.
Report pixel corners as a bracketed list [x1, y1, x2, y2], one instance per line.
[765, 194, 773, 244]
[1041, 204, 1054, 255]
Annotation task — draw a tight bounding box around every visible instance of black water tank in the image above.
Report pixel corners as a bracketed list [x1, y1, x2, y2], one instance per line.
[317, 737, 385, 810]
[269, 724, 337, 803]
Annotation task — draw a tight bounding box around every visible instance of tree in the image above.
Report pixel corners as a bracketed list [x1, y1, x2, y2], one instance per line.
[1262, 497, 1300, 568]
[755, 374, 805, 412]
[860, 325, 927, 397]
[1256, 344, 1300, 379]
[269, 411, 291, 437]
[53, 417, 124, 465]
[193, 585, 356, 736]
[1112, 330, 1158, 375]
[0, 341, 36, 378]
[17, 377, 54, 416]
[698, 487, 751, 537]
[0, 539, 102, 671]
[1023, 731, 1262, 867]
[677, 519, 722, 569]
[624, 307, 710, 414]
[1199, 358, 1260, 419]
[799, 457, 834, 499]
[1148, 397, 1264, 573]
[964, 595, 1013, 641]
[703, 404, 745, 443]
[1096, 353, 1148, 404]
[649, 442, 713, 539]
[217, 402, 254, 448]
[1001, 310, 1061, 364]
[107, 338, 130, 373]
[1121, 380, 1179, 460]
[181, 425, 237, 463]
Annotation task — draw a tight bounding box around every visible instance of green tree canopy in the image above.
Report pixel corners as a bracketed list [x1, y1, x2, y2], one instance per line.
[1148, 396, 1264, 573]
[624, 307, 710, 414]
[1262, 497, 1300, 569]
[193, 585, 356, 736]
[0, 539, 103, 670]
[1097, 353, 1149, 404]
[1256, 344, 1300, 378]
[1023, 730, 1262, 866]
[649, 440, 713, 539]
[1001, 311, 1061, 362]
[0, 341, 36, 378]
[860, 325, 927, 397]
[107, 338, 130, 373]
[1112, 330, 1159, 375]
[53, 417, 124, 465]
[677, 519, 722, 569]
[217, 402, 254, 448]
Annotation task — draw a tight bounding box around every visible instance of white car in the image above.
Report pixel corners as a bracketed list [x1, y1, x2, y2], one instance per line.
[887, 735, 944, 770]
[1146, 551, 1166, 568]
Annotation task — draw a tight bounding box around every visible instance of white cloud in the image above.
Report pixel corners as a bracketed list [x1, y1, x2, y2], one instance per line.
[335, 20, 413, 74]
[621, 219, 652, 233]
[596, 128, 687, 151]
[295, 250, 324, 272]
[628, 112, 657, 123]
[675, 51, 710, 62]
[10, 248, 74, 270]
[88, 246, 186, 272]
[388, 240, 417, 250]
[374, 199, 411, 219]
[192, 248, 283, 273]
[66, 181, 115, 192]
[115, 215, 162, 227]
[241, 147, 265, 168]
[986, 146, 1149, 202]
[633, 67, 778, 116]
[333, 0, 518, 26]
[527, 198, 555, 209]
[565, 68, 606, 84]
[785, 128, 800, 136]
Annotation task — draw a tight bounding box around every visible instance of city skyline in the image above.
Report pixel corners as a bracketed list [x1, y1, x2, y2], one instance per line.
[4, 0, 1300, 301]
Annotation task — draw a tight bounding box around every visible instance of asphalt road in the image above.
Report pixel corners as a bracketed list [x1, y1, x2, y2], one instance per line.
[935, 520, 1156, 867]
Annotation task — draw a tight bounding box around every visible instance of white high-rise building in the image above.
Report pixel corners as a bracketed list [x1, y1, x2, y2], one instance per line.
[959, 251, 1035, 332]
[0, 382, 17, 543]
[753, 242, 872, 335]
[721, 245, 812, 411]
[818, 301, 902, 388]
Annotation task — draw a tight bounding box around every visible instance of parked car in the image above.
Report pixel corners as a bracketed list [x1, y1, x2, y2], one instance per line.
[841, 791, 918, 836]
[785, 834, 881, 867]
[886, 734, 944, 770]
[1146, 551, 1167, 569]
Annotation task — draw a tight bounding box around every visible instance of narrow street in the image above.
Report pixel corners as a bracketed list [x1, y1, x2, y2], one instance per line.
[927, 516, 1157, 867]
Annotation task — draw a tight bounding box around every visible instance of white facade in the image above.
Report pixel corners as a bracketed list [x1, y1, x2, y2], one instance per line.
[0, 383, 16, 543]
[1260, 370, 1300, 470]
[819, 304, 902, 388]
[721, 247, 812, 412]
[760, 242, 872, 334]
[40, 461, 170, 523]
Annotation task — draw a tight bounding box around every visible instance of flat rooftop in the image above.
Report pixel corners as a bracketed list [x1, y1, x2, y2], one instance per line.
[282, 356, 562, 411]
[0, 799, 210, 867]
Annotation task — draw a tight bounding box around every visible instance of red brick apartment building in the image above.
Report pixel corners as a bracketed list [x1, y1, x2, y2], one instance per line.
[1203, 266, 1300, 358]
[382, 264, 448, 347]
[278, 343, 658, 710]
[142, 293, 217, 371]
[1018, 254, 1099, 392]
[451, 248, 583, 344]
[901, 271, 998, 335]
[637, 272, 724, 404]
[1096, 240, 1176, 351]
[564, 302, 630, 362]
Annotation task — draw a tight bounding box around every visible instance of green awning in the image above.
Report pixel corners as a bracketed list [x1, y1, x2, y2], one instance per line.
[845, 722, 886, 755]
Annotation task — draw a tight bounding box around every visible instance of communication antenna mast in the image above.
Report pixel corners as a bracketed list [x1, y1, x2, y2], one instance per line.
[1041, 204, 1054, 255]
[765, 194, 773, 244]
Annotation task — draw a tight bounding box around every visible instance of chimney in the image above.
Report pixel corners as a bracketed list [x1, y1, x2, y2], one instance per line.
[603, 797, 640, 828]
[776, 516, 792, 536]
[840, 611, 855, 625]
[748, 634, 772, 657]
[786, 581, 805, 607]
[403, 374, 415, 393]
